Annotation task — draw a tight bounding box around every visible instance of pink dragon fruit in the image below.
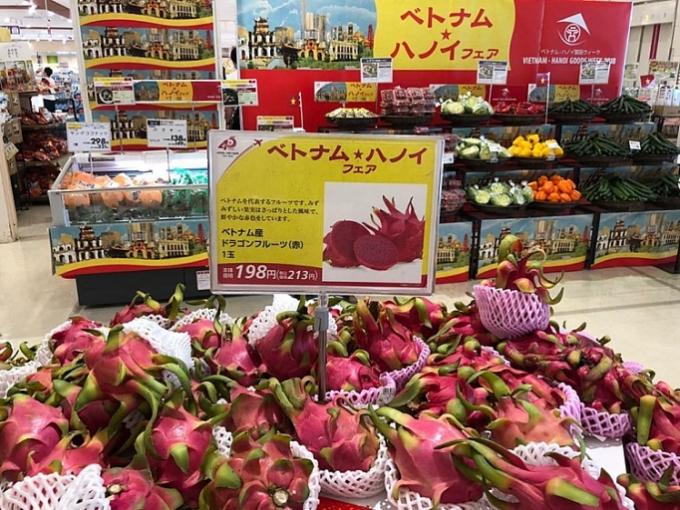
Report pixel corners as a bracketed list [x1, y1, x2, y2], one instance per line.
[0, 394, 69, 481]
[218, 385, 291, 439]
[618, 469, 680, 510]
[137, 391, 214, 501]
[426, 338, 504, 372]
[384, 296, 446, 339]
[272, 377, 379, 472]
[445, 437, 625, 510]
[365, 196, 425, 263]
[103, 465, 184, 510]
[323, 220, 370, 268]
[369, 407, 483, 505]
[209, 322, 264, 386]
[51, 316, 104, 366]
[390, 371, 468, 417]
[253, 307, 319, 380]
[110, 284, 185, 326]
[53, 380, 118, 436]
[200, 430, 313, 510]
[177, 318, 222, 352]
[352, 299, 419, 372]
[487, 397, 575, 449]
[26, 430, 107, 476]
[322, 350, 381, 392]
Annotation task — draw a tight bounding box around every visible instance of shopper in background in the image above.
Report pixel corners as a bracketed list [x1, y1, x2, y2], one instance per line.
[41, 67, 55, 88]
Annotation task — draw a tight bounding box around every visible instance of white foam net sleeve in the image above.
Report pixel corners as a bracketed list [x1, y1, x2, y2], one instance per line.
[0, 465, 109, 510]
[213, 426, 233, 458]
[123, 318, 192, 368]
[172, 308, 217, 330]
[291, 441, 321, 510]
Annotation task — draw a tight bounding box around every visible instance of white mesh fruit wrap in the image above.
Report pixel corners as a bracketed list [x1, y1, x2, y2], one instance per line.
[625, 442, 680, 486]
[580, 404, 632, 440]
[557, 382, 582, 431]
[473, 285, 550, 339]
[123, 318, 192, 368]
[140, 314, 171, 329]
[172, 309, 235, 331]
[319, 434, 388, 498]
[383, 459, 493, 510]
[0, 465, 110, 510]
[320, 374, 397, 408]
[0, 362, 41, 399]
[290, 441, 321, 510]
[247, 295, 337, 346]
[382, 338, 431, 391]
[510, 443, 634, 510]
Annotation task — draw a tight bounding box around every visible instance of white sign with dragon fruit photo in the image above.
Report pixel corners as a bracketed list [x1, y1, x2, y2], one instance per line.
[322, 182, 427, 285]
[209, 130, 443, 295]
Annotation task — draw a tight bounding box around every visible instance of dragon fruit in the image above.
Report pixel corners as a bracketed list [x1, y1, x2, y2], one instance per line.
[253, 306, 319, 380]
[271, 377, 379, 472]
[137, 390, 214, 500]
[635, 394, 680, 455]
[444, 437, 625, 509]
[50, 317, 103, 366]
[177, 318, 222, 353]
[384, 297, 446, 340]
[389, 371, 470, 417]
[110, 284, 185, 326]
[218, 385, 290, 439]
[26, 429, 107, 476]
[427, 301, 497, 349]
[209, 322, 264, 386]
[53, 379, 118, 436]
[487, 397, 575, 449]
[76, 328, 192, 435]
[365, 196, 425, 263]
[323, 220, 370, 268]
[322, 350, 381, 392]
[369, 407, 483, 505]
[200, 430, 313, 510]
[352, 300, 419, 371]
[618, 468, 680, 510]
[103, 465, 184, 510]
[0, 394, 69, 481]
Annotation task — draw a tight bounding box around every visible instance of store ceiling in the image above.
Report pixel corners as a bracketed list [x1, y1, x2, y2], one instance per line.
[0, 0, 73, 41]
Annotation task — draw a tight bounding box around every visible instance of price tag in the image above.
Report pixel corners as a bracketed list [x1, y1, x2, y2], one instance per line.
[443, 152, 454, 165]
[146, 119, 188, 149]
[629, 140, 641, 151]
[4, 141, 18, 161]
[546, 141, 560, 149]
[66, 122, 112, 152]
[196, 270, 210, 291]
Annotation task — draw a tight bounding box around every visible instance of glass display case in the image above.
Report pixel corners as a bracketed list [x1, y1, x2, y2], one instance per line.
[48, 150, 211, 306]
[48, 151, 209, 227]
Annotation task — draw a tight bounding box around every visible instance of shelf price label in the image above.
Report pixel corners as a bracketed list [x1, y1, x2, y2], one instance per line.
[146, 119, 188, 149]
[66, 122, 112, 152]
[629, 140, 641, 151]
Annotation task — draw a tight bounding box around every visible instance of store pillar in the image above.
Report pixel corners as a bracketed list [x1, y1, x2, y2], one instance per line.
[0, 138, 18, 243]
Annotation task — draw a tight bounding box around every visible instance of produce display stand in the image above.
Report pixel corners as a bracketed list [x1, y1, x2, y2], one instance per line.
[47, 151, 211, 305]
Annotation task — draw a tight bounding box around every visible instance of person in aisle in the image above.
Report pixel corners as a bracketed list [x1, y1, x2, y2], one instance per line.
[40, 67, 56, 91]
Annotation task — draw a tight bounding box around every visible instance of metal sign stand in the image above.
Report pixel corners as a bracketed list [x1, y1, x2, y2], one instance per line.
[314, 291, 329, 403]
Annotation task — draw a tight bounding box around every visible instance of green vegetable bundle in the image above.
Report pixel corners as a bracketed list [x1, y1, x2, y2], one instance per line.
[582, 174, 657, 202]
[639, 133, 680, 155]
[549, 99, 599, 114]
[650, 173, 680, 198]
[563, 132, 629, 158]
[599, 95, 652, 114]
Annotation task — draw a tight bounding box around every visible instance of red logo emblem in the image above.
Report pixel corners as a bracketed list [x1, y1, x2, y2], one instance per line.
[218, 136, 237, 150]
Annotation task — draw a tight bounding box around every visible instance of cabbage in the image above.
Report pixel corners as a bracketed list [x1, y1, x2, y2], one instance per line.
[490, 193, 513, 207]
[443, 100, 465, 115]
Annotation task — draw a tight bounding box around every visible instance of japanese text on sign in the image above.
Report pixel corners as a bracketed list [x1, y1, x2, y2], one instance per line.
[209, 131, 444, 295]
[146, 119, 188, 149]
[66, 122, 112, 152]
[374, 0, 514, 71]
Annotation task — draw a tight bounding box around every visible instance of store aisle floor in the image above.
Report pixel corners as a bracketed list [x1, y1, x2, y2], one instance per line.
[1, 206, 679, 386]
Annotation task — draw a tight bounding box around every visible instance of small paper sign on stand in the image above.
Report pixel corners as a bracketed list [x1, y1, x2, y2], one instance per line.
[146, 119, 188, 173]
[207, 131, 444, 401]
[66, 122, 112, 172]
[477, 60, 508, 107]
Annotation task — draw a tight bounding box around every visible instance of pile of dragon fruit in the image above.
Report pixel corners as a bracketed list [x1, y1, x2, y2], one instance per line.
[1, 236, 680, 510]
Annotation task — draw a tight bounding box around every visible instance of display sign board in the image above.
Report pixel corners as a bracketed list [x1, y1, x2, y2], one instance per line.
[93, 78, 135, 106]
[221, 79, 259, 106]
[0, 42, 29, 62]
[66, 122, 112, 152]
[146, 119, 188, 149]
[314, 82, 377, 103]
[256, 116, 295, 131]
[648, 60, 680, 82]
[209, 131, 444, 294]
[477, 61, 508, 85]
[360, 58, 393, 84]
[579, 60, 611, 85]
[134, 80, 223, 103]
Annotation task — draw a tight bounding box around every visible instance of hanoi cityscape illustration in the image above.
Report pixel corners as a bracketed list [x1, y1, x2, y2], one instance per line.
[237, 0, 377, 69]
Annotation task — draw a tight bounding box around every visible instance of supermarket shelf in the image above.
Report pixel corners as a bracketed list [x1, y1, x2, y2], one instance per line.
[19, 153, 72, 168]
[20, 122, 66, 131]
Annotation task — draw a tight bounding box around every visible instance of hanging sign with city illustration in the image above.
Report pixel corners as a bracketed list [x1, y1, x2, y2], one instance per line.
[93, 78, 135, 105]
[221, 80, 259, 106]
[314, 82, 377, 103]
[134, 80, 223, 103]
[76, 0, 218, 150]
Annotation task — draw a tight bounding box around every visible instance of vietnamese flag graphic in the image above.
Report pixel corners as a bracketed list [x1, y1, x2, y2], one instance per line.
[640, 74, 655, 88]
[536, 72, 550, 86]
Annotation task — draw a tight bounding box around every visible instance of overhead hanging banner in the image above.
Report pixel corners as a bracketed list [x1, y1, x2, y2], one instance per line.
[209, 131, 444, 294]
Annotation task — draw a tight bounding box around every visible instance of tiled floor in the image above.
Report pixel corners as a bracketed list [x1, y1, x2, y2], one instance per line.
[2, 205, 679, 386]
